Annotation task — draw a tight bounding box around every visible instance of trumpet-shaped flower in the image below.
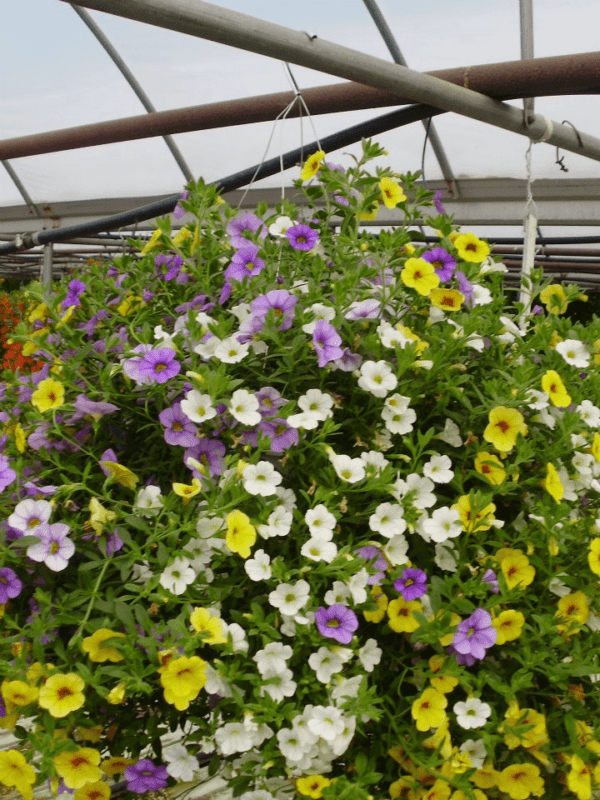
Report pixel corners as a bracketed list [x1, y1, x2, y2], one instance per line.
[474, 451, 506, 485]
[82, 629, 125, 663]
[500, 552, 535, 590]
[544, 462, 564, 502]
[124, 759, 169, 793]
[496, 763, 544, 800]
[300, 150, 325, 181]
[540, 283, 568, 314]
[226, 510, 256, 558]
[0, 750, 36, 800]
[411, 688, 448, 731]
[452, 608, 497, 661]
[190, 607, 227, 644]
[379, 177, 406, 208]
[26, 523, 74, 572]
[401, 258, 440, 296]
[160, 655, 207, 710]
[454, 232, 490, 263]
[556, 590, 589, 630]
[493, 610, 525, 644]
[567, 755, 592, 800]
[430, 288, 464, 312]
[541, 370, 571, 408]
[483, 406, 528, 452]
[314, 605, 358, 644]
[39, 673, 85, 718]
[454, 697, 492, 729]
[31, 378, 65, 412]
[387, 597, 422, 633]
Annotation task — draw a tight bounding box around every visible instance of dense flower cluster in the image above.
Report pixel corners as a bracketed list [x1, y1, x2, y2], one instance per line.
[0, 289, 43, 373]
[1, 140, 600, 800]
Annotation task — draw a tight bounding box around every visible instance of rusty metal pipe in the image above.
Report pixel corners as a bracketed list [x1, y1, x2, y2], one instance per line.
[1, 51, 599, 161]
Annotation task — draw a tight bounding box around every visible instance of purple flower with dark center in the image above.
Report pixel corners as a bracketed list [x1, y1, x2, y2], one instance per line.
[61, 280, 86, 310]
[314, 604, 359, 644]
[136, 348, 181, 385]
[433, 189, 446, 214]
[185, 438, 226, 478]
[332, 348, 363, 372]
[227, 213, 268, 249]
[224, 245, 266, 283]
[236, 313, 265, 344]
[312, 320, 343, 368]
[259, 418, 299, 453]
[155, 253, 184, 281]
[250, 290, 298, 331]
[422, 248, 456, 282]
[0, 568, 22, 603]
[26, 523, 74, 572]
[122, 344, 154, 384]
[125, 760, 169, 794]
[159, 402, 199, 447]
[72, 394, 119, 421]
[256, 386, 286, 417]
[456, 270, 475, 307]
[173, 189, 189, 219]
[356, 545, 388, 585]
[451, 607, 497, 662]
[482, 569, 499, 594]
[286, 224, 319, 252]
[394, 568, 428, 601]
[0, 455, 17, 491]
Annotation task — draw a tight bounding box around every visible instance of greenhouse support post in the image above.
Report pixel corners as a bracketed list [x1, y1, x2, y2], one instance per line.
[41, 243, 53, 287]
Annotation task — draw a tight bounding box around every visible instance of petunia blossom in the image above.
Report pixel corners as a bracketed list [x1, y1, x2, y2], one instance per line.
[26, 523, 74, 572]
[314, 604, 359, 644]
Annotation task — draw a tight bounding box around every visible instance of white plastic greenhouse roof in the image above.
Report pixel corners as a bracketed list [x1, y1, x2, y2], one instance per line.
[2, 0, 600, 254]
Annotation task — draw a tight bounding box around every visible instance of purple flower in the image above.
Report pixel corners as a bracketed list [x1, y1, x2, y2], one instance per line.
[26, 523, 74, 572]
[155, 253, 183, 281]
[125, 760, 169, 794]
[227, 213, 268, 249]
[0, 455, 17, 491]
[394, 568, 428, 601]
[256, 386, 286, 417]
[344, 299, 380, 320]
[451, 607, 497, 662]
[259, 418, 299, 453]
[72, 394, 119, 421]
[184, 438, 226, 478]
[136, 348, 181, 385]
[250, 290, 298, 331]
[159, 402, 199, 447]
[224, 245, 266, 283]
[312, 320, 343, 368]
[0, 568, 22, 603]
[456, 271, 475, 307]
[61, 280, 86, 310]
[99, 449, 119, 478]
[482, 569, 500, 594]
[173, 189, 189, 219]
[355, 545, 387, 585]
[332, 347, 363, 372]
[286, 224, 319, 251]
[314, 604, 359, 644]
[433, 189, 446, 214]
[422, 248, 456, 282]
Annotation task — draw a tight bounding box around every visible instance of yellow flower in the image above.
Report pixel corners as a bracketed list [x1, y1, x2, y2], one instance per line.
[454, 232, 490, 263]
[189, 607, 227, 644]
[88, 498, 116, 536]
[74, 725, 103, 743]
[300, 150, 325, 181]
[541, 370, 571, 408]
[389, 777, 413, 799]
[474, 451, 506, 485]
[540, 283, 568, 314]
[429, 288, 464, 312]
[428, 655, 459, 694]
[567, 755, 592, 800]
[105, 682, 126, 705]
[483, 406, 528, 453]
[359, 199, 379, 221]
[575, 721, 600, 756]
[81, 629, 125, 663]
[363, 585, 388, 623]
[141, 228, 162, 254]
[496, 764, 544, 800]
[172, 478, 202, 505]
[493, 610, 525, 644]
[401, 258, 440, 296]
[31, 378, 65, 413]
[14, 423, 25, 453]
[588, 539, 600, 576]
[452, 495, 496, 533]
[422, 723, 453, 759]
[471, 763, 499, 789]
[387, 597, 422, 633]
[225, 509, 256, 558]
[591, 433, 600, 463]
[74, 781, 111, 800]
[1, 680, 38, 707]
[38, 673, 85, 718]
[100, 461, 138, 490]
[296, 774, 331, 798]
[379, 177, 406, 209]
[0, 750, 36, 800]
[173, 227, 192, 247]
[394, 324, 429, 355]
[422, 779, 452, 800]
[28, 302, 48, 324]
[500, 553, 535, 590]
[543, 462, 564, 502]
[501, 701, 548, 750]
[556, 590, 589, 631]
[53, 748, 101, 789]
[160, 655, 207, 710]
[100, 757, 134, 777]
[411, 687, 448, 731]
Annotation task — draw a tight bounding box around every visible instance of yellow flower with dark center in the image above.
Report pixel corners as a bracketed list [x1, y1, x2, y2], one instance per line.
[172, 478, 202, 505]
[567, 755, 592, 800]
[471, 763, 499, 789]
[300, 150, 325, 182]
[500, 553, 535, 590]
[38, 673, 85, 718]
[389, 777, 412, 799]
[493, 610, 525, 644]
[189, 607, 227, 644]
[0, 750, 36, 800]
[1, 680, 38, 707]
[363, 585, 388, 622]
[401, 258, 440, 296]
[422, 723, 452, 759]
[379, 177, 406, 209]
[556, 590, 589, 632]
[541, 370, 571, 408]
[483, 406, 528, 453]
[422, 779, 452, 800]
[387, 597, 422, 633]
[54, 748, 101, 789]
[100, 757, 134, 777]
[501, 701, 547, 750]
[74, 781, 111, 800]
[296, 774, 331, 798]
[429, 654, 459, 693]
[160, 655, 207, 711]
[411, 687, 448, 731]
[496, 763, 544, 800]
[454, 232, 490, 263]
[452, 495, 496, 532]
[430, 288, 464, 312]
[31, 378, 65, 413]
[100, 461, 138, 490]
[544, 462, 564, 502]
[540, 283, 568, 314]
[474, 451, 506, 485]
[588, 539, 600, 576]
[225, 509, 256, 558]
[81, 629, 125, 663]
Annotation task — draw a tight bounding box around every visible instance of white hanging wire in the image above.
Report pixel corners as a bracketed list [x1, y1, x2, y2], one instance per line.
[519, 137, 542, 323]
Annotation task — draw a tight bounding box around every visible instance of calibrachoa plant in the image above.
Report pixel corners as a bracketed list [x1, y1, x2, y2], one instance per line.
[2, 139, 600, 800]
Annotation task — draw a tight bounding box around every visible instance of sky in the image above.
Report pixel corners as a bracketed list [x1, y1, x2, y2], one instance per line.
[1, 0, 599, 214]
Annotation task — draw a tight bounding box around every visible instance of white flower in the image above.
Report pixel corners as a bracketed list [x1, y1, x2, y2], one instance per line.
[472, 284, 493, 305]
[180, 390, 217, 423]
[215, 722, 255, 755]
[162, 744, 199, 782]
[423, 454, 454, 484]
[260, 667, 297, 702]
[358, 638, 382, 672]
[459, 739, 487, 770]
[577, 400, 600, 428]
[8, 498, 52, 533]
[525, 389, 549, 410]
[330, 676, 364, 707]
[275, 486, 297, 510]
[229, 389, 261, 426]
[556, 338, 590, 368]
[214, 335, 250, 363]
[307, 705, 345, 741]
[437, 418, 462, 446]
[301, 537, 338, 563]
[344, 299, 380, 319]
[229, 302, 251, 322]
[221, 621, 248, 652]
[276, 728, 305, 762]
[153, 325, 179, 350]
[330, 714, 356, 757]
[254, 642, 293, 676]
[361, 450, 390, 472]
[196, 515, 225, 538]
[269, 580, 310, 615]
[378, 322, 414, 349]
[347, 569, 370, 604]
[422, 507, 462, 543]
[395, 473, 436, 509]
[257, 506, 293, 539]
[243, 461, 282, 496]
[382, 403, 416, 435]
[369, 502, 406, 538]
[194, 334, 220, 359]
[434, 542, 458, 572]
[244, 549, 271, 581]
[159, 557, 196, 595]
[134, 485, 163, 513]
[269, 215, 297, 237]
[302, 303, 336, 334]
[240, 791, 275, 800]
[298, 388, 334, 419]
[357, 360, 398, 397]
[131, 561, 152, 584]
[330, 454, 366, 483]
[454, 698, 492, 729]
[287, 410, 321, 429]
[305, 504, 337, 537]
[309, 647, 346, 683]
[381, 534, 409, 566]
[324, 581, 352, 606]
[573, 452, 594, 477]
[204, 663, 231, 697]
